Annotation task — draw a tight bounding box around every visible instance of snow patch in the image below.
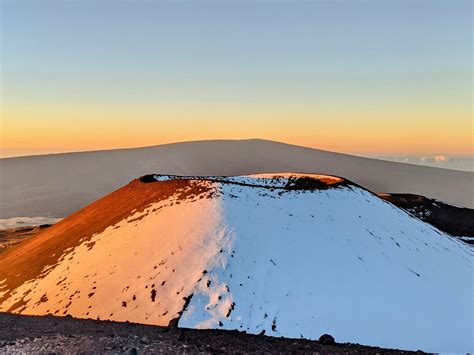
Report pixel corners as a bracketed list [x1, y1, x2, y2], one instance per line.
[150, 173, 344, 188]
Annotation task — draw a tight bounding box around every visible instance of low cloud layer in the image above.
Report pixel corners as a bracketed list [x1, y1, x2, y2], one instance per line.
[364, 155, 473, 172]
[0, 217, 62, 230]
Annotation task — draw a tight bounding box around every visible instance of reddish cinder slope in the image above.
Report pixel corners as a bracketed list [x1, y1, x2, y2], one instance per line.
[0, 178, 213, 308]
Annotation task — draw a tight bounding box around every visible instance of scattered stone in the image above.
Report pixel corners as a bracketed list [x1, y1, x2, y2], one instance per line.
[319, 334, 335, 345]
[0, 313, 410, 354]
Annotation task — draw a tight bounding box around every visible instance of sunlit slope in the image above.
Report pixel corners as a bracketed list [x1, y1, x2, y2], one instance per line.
[0, 174, 471, 352]
[1, 139, 473, 219]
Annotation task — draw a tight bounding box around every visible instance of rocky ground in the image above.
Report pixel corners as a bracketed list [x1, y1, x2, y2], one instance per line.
[0, 225, 51, 253]
[0, 313, 417, 354]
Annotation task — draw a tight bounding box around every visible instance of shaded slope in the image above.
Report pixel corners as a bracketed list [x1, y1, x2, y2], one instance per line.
[0, 174, 471, 353]
[1, 139, 473, 219]
[379, 193, 474, 239]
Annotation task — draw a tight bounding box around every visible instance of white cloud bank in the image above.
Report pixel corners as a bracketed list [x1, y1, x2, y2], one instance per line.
[364, 155, 473, 172]
[0, 217, 62, 230]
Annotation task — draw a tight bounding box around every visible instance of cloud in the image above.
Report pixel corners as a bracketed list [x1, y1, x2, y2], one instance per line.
[363, 154, 472, 172]
[419, 155, 447, 163]
[0, 217, 62, 230]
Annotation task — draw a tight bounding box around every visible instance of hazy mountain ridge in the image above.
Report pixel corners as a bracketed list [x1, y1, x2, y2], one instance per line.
[1, 139, 473, 220]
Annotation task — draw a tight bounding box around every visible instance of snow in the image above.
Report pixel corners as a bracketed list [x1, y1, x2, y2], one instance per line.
[407, 207, 432, 218]
[179, 182, 472, 353]
[150, 173, 343, 188]
[151, 174, 171, 182]
[0, 190, 225, 326]
[0, 175, 471, 352]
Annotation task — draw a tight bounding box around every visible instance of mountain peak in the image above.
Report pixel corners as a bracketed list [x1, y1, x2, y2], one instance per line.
[0, 174, 470, 352]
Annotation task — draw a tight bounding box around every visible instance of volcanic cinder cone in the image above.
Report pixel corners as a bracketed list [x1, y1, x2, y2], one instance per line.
[0, 174, 471, 352]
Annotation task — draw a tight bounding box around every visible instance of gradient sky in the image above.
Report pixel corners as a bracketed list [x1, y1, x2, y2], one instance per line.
[1, 0, 472, 157]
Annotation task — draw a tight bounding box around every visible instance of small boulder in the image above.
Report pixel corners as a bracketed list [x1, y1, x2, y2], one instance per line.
[318, 334, 335, 345]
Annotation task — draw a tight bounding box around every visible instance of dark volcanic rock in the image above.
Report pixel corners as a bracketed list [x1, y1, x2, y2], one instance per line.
[379, 193, 474, 239]
[139, 175, 158, 183]
[0, 312, 416, 354]
[319, 334, 335, 345]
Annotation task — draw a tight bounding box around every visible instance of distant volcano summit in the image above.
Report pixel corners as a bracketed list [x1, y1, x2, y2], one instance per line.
[0, 174, 471, 352]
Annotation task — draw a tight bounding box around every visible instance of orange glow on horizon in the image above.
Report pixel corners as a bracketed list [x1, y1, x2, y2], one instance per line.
[1, 103, 472, 158]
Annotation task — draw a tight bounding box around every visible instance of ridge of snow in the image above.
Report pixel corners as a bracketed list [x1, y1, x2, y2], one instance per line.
[150, 173, 344, 188]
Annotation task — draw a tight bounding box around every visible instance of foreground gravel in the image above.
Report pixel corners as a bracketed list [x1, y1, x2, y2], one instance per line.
[0, 313, 417, 354]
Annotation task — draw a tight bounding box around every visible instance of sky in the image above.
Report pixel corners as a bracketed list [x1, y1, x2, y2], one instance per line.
[1, 0, 472, 160]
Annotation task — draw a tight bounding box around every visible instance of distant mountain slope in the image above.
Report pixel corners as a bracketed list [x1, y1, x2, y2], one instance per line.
[1, 139, 472, 218]
[0, 174, 471, 352]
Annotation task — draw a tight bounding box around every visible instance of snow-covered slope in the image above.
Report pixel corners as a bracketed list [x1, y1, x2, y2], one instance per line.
[0, 174, 471, 352]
